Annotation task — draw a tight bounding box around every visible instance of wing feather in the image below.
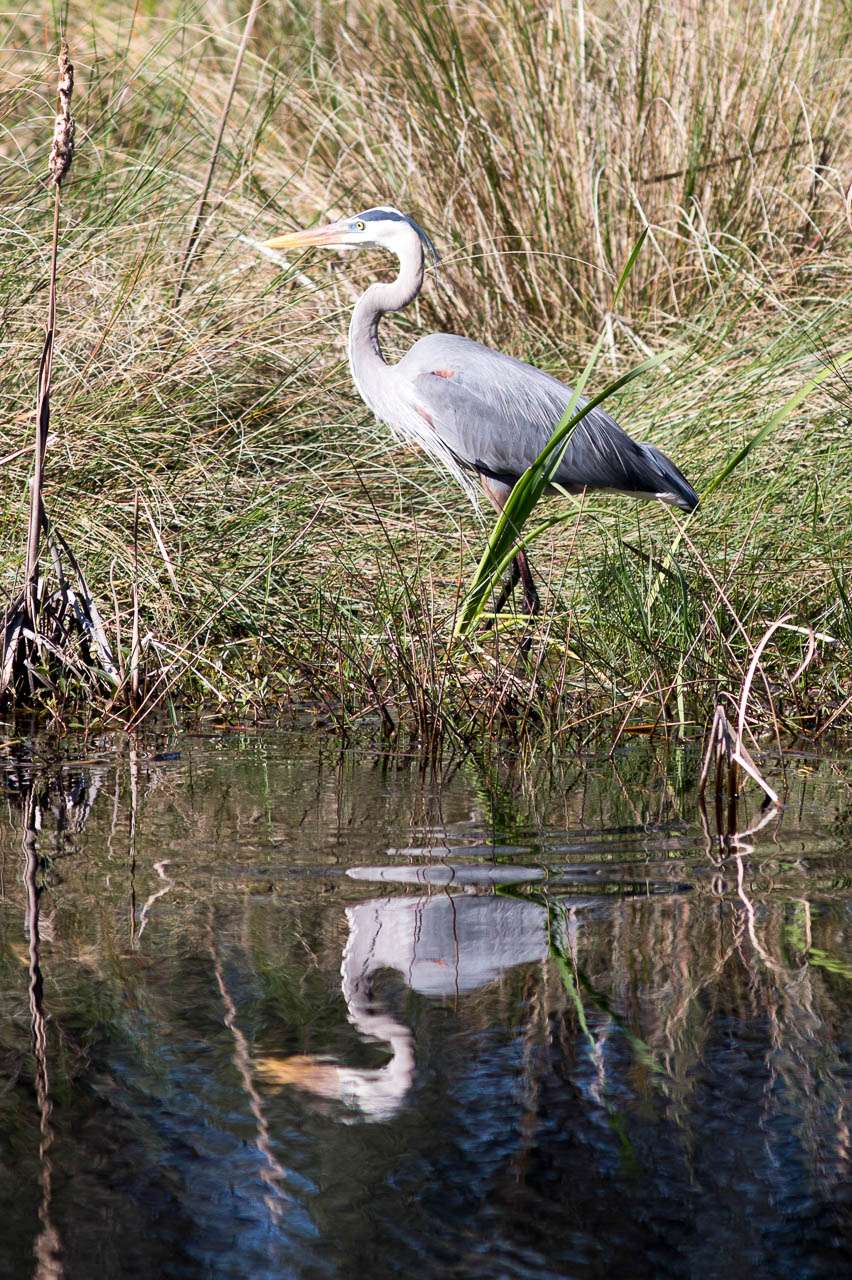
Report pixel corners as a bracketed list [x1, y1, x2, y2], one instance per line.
[398, 333, 697, 509]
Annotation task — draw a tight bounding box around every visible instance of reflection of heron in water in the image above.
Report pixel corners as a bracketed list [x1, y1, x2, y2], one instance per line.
[257, 865, 556, 1120]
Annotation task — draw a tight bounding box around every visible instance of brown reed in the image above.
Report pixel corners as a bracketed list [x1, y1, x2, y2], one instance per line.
[0, 39, 119, 706]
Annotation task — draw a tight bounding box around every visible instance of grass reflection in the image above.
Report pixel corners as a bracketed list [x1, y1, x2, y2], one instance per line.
[0, 733, 847, 1277]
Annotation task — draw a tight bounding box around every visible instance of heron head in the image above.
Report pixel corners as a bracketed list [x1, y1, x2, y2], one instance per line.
[263, 206, 439, 272]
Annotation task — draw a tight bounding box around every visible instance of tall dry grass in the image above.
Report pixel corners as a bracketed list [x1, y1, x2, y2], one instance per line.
[260, 0, 850, 340]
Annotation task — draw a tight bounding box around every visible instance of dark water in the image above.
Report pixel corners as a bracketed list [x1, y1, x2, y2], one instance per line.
[0, 732, 849, 1280]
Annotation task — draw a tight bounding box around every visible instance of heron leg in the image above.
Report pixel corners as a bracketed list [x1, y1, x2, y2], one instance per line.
[488, 558, 521, 618]
[479, 475, 540, 621]
[516, 548, 541, 616]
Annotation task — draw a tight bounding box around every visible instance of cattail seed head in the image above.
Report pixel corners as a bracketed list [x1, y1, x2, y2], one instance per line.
[48, 40, 75, 186]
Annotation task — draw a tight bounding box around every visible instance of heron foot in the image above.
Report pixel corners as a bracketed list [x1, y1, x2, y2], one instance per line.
[480, 551, 539, 627]
[481, 560, 521, 629]
[516, 549, 540, 616]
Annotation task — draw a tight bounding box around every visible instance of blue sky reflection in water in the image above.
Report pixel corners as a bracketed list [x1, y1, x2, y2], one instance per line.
[0, 733, 849, 1279]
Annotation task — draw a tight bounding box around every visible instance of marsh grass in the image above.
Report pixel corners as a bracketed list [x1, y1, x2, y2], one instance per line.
[0, 1, 849, 743]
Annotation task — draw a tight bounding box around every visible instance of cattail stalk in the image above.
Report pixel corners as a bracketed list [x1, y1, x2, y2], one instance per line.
[25, 41, 74, 603]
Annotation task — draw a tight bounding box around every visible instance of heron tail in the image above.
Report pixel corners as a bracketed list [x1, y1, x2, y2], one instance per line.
[640, 444, 699, 512]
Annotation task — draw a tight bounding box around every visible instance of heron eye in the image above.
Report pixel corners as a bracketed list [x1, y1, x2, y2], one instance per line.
[354, 219, 366, 231]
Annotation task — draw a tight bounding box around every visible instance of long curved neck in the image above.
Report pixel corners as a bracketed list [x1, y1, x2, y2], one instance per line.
[347, 240, 424, 393]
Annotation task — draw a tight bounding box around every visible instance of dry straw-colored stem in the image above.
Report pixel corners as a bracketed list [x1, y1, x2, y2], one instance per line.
[174, 0, 260, 303]
[698, 613, 826, 818]
[645, 135, 827, 185]
[130, 492, 141, 709]
[25, 40, 75, 599]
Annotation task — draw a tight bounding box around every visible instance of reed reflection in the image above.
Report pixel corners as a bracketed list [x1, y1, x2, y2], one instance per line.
[22, 787, 63, 1280]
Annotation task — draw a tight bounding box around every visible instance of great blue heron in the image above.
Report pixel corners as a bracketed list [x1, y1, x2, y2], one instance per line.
[265, 207, 698, 616]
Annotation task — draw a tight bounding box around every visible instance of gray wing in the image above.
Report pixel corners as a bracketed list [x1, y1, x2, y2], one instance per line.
[399, 333, 697, 510]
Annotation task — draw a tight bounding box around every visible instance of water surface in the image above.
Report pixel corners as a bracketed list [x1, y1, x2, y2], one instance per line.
[0, 732, 849, 1278]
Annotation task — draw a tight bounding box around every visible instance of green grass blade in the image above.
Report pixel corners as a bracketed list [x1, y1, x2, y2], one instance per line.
[612, 225, 649, 308]
[644, 348, 852, 615]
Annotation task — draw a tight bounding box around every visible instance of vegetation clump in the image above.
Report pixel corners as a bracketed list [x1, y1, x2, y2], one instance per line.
[0, 1, 849, 745]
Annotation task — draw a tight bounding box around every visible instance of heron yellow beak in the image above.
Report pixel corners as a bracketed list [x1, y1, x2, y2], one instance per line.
[263, 221, 346, 252]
